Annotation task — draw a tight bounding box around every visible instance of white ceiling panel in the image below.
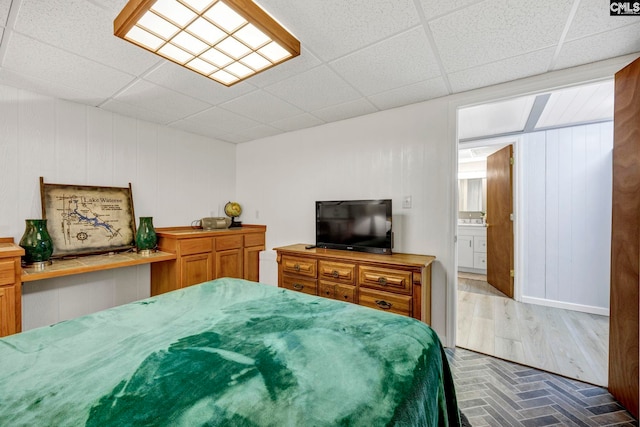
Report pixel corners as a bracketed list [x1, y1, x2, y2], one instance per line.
[14, 0, 160, 76]
[429, 0, 574, 73]
[264, 65, 362, 111]
[448, 48, 555, 93]
[270, 113, 325, 132]
[565, 0, 639, 41]
[554, 22, 640, 70]
[458, 96, 536, 140]
[220, 90, 303, 123]
[112, 80, 212, 122]
[330, 27, 440, 96]
[187, 107, 261, 135]
[256, 0, 419, 61]
[368, 78, 448, 110]
[312, 98, 378, 123]
[0, 0, 637, 143]
[2, 32, 135, 103]
[536, 80, 614, 128]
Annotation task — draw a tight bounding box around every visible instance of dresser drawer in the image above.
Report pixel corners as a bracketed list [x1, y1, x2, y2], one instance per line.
[281, 255, 317, 278]
[282, 275, 317, 295]
[318, 260, 355, 284]
[216, 235, 243, 251]
[244, 233, 265, 247]
[359, 288, 412, 317]
[0, 260, 15, 286]
[358, 266, 412, 294]
[179, 238, 213, 256]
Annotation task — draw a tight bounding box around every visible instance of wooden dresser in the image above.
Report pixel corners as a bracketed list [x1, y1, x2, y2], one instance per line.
[0, 238, 24, 337]
[151, 225, 266, 296]
[275, 244, 434, 324]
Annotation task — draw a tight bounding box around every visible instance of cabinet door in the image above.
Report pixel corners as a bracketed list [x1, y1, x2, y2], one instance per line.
[0, 285, 18, 337]
[473, 253, 487, 270]
[458, 235, 474, 268]
[216, 248, 243, 279]
[474, 236, 487, 253]
[181, 253, 213, 288]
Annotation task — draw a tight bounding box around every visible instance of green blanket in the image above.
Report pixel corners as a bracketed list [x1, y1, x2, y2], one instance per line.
[0, 278, 460, 426]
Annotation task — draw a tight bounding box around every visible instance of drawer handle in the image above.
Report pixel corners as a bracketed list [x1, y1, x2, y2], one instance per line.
[378, 277, 387, 286]
[293, 283, 303, 290]
[375, 300, 392, 310]
[332, 270, 339, 278]
[294, 263, 300, 272]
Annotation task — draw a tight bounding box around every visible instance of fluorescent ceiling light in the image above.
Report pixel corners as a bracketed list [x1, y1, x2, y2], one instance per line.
[115, 0, 300, 86]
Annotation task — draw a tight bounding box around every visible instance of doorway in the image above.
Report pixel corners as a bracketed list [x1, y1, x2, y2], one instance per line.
[455, 80, 613, 387]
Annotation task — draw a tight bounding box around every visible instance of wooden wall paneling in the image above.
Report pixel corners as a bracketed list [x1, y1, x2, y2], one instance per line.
[556, 128, 573, 304]
[135, 120, 158, 216]
[609, 57, 640, 418]
[18, 91, 56, 220]
[55, 99, 87, 184]
[568, 126, 587, 304]
[544, 129, 560, 302]
[522, 132, 547, 299]
[0, 86, 19, 235]
[112, 115, 138, 187]
[86, 107, 114, 185]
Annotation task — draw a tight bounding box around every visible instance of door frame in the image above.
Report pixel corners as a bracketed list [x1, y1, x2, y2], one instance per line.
[447, 54, 636, 349]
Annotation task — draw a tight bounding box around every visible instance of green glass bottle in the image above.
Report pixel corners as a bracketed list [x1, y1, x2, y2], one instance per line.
[19, 219, 54, 265]
[136, 217, 157, 255]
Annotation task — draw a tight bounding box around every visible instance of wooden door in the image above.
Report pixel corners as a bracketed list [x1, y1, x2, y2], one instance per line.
[486, 144, 514, 297]
[243, 245, 263, 282]
[180, 253, 213, 288]
[609, 57, 640, 418]
[216, 248, 243, 279]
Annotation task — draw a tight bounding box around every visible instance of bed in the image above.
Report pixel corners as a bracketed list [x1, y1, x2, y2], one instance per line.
[0, 278, 461, 426]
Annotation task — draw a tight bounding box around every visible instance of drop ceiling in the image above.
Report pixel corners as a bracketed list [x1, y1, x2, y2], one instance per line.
[0, 0, 638, 144]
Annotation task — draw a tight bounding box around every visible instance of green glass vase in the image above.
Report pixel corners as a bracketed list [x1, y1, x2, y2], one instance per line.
[19, 219, 54, 265]
[136, 217, 157, 255]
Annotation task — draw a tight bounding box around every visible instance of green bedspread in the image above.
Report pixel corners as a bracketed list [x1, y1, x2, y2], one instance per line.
[0, 278, 460, 426]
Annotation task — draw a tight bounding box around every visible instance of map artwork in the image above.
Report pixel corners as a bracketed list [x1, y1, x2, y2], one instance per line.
[41, 180, 137, 257]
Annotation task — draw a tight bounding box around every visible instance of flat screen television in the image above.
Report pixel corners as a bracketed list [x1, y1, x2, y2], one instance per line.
[315, 199, 393, 254]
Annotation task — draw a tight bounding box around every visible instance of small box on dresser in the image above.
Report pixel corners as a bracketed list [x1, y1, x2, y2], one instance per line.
[275, 244, 435, 324]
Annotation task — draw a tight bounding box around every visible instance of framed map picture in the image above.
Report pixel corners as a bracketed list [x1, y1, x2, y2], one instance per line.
[40, 178, 137, 257]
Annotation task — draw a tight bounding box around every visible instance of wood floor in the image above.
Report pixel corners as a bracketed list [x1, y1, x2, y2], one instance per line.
[456, 273, 609, 387]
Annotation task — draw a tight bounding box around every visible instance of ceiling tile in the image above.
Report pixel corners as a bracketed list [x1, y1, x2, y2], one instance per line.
[231, 124, 282, 141]
[429, 0, 574, 73]
[417, 0, 480, 20]
[331, 27, 440, 95]
[448, 48, 555, 93]
[312, 98, 378, 123]
[2, 32, 135, 101]
[368, 78, 449, 110]
[242, 50, 322, 87]
[187, 107, 261, 134]
[565, 0, 639, 41]
[270, 113, 325, 132]
[112, 80, 212, 122]
[0, 68, 107, 105]
[169, 118, 233, 140]
[220, 90, 303, 123]
[264, 65, 361, 111]
[554, 23, 640, 70]
[0, 0, 10, 27]
[14, 0, 160, 76]
[458, 96, 536, 140]
[256, 0, 420, 61]
[100, 99, 177, 125]
[143, 61, 257, 105]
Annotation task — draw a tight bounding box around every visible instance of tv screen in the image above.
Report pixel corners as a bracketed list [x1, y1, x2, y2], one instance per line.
[315, 199, 393, 254]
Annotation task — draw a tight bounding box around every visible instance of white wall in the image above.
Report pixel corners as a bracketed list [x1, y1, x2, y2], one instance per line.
[521, 122, 612, 315]
[0, 84, 237, 330]
[236, 98, 454, 339]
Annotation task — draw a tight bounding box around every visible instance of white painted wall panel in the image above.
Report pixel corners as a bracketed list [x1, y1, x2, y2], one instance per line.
[235, 99, 453, 340]
[0, 84, 236, 330]
[522, 122, 612, 312]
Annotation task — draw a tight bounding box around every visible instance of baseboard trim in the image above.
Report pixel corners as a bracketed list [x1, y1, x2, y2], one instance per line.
[521, 295, 610, 316]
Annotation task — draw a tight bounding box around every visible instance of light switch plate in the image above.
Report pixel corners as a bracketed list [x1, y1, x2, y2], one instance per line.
[402, 195, 412, 209]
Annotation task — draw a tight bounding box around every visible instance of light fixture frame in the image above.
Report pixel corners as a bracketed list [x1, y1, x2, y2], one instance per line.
[114, 0, 300, 86]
